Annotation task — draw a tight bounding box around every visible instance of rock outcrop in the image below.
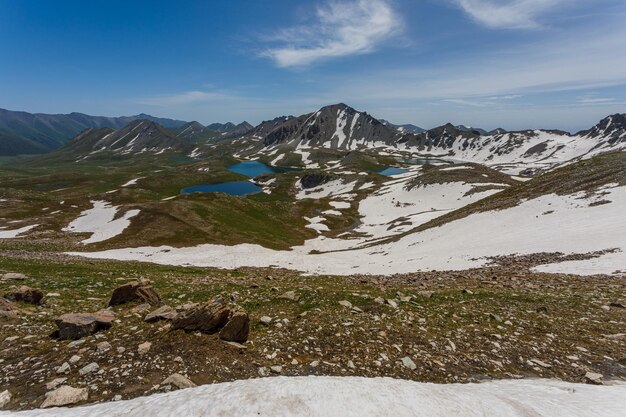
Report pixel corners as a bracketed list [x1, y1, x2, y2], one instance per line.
[108, 280, 162, 306]
[54, 310, 116, 340]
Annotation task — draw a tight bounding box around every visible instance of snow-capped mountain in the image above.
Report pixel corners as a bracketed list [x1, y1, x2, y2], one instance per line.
[62, 120, 191, 155]
[239, 104, 626, 174]
[246, 103, 406, 149]
[380, 119, 425, 134]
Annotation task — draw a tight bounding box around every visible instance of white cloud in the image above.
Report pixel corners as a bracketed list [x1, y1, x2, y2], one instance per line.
[262, 0, 401, 68]
[454, 0, 567, 29]
[133, 90, 236, 106]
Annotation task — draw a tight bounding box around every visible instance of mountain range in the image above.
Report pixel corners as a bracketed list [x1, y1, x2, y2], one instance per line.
[0, 108, 251, 156]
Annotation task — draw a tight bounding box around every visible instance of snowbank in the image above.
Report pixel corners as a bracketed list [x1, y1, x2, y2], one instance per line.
[0, 224, 38, 239]
[63, 201, 140, 244]
[3, 376, 624, 417]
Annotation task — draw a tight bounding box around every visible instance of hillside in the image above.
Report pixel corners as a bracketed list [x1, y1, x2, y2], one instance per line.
[0, 108, 188, 156]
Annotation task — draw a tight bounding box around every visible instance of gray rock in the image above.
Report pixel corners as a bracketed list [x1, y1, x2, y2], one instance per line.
[401, 356, 417, 370]
[56, 362, 71, 375]
[137, 342, 152, 356]
[418, 291, 434, 299]
[79, 362, 99, 376]
[96, 341, 111, 353]
[277, 291, 300, 301]
[1, 273, 26, 281]
[270, 365, 283, 374]
[145, 305, 177, 323]
[41, 386, 88, 408]
[259, 316, 272, 326]
[46, 378, 67, 390]
[338, 300, 352, 308]
[54, 310, 116, 340]
[585, 372, 604, 384]
[162, 373, 196, 389]
[0, 390, 11, 408]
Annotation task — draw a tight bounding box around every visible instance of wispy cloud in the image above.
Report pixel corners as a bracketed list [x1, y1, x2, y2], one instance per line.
[262, 0, 401, 68]
[576, 96, 616, 105]
[133, 90, 236, 106]
[454, 0, 567, 29]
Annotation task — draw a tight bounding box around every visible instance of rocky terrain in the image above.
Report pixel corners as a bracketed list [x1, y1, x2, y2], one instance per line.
[0, 253, 624, 410]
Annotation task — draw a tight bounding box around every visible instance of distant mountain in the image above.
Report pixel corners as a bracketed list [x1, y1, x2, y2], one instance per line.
[454, 125, 488, 135]
[380, 119, 425, 133]
[236, 103, 626, 174]
[61, 120, 191, 155]
[172, 121, 219, 142]
[207, 121, 253, 137]
[242, 103, 405, 149]
[0, 108, 187, 156]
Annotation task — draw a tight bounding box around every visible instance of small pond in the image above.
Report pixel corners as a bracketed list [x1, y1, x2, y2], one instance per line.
[181, 181, 261, 196]
[377, 167, 409, 176]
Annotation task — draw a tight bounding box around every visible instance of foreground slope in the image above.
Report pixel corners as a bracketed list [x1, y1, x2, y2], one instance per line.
[3, 377, 624, 417]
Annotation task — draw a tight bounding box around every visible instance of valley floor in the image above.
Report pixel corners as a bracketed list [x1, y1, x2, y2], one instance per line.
[0, 253, 624, 412]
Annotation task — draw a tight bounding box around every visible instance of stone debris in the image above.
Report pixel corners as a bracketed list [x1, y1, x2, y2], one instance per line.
[145, 305, 177, 323]
[54, 310, 116, 340]
[41, 386, 88, 408]
[401, 357, 417, 370]
[162, 373, 196, 390]
[108, 280, 162, 306]
[1, 273, 26, 282]
[4, 286, 44, 305]
[137, 342, 152, 356]
[278, 291, 300, 302]
[219, 311, 250, 343]
[0, 390, 11, 408]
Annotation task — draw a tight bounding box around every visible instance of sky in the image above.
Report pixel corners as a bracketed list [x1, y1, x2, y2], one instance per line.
[1, 0, 625, 132]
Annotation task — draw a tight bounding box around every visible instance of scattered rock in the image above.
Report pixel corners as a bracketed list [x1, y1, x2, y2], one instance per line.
[610, 302, 625, 309]
[46, 378, 67, 390]
[278, 291, 300, 302]
[4, 286, 44, 305]
[219, 311, 250, 343]
[137, 342, 152, 356]
[69, 355, 81, 364]
[270, 365, 283, 374]
[418, 291, 434, 299]
[386, 299, 398, 309]
[54, 310, 115, 340]
[338, 300, 353, 308]
[585, 372, 604, 384]
[1, 273, 26, 281]
[462, 289, 474, 295]
[41, 386, 88, 408]
[96, 341, 111, 353]
[78, 362, 99, 376]
[0, 390, 11, 408]
[536, 306, 549, 314]
[0, 297, 17, 312]
[145, 305, 177, 323]
[259, 316, 272, 326]
[56, 362, 71, 375]
[162, 373, 196, 389]
[131, 303, 151, 313]
[172, 297, 231, 334]
[108, 280, 162, 306]
[401, 356, 417, 370]
[489, 313, 503, 322]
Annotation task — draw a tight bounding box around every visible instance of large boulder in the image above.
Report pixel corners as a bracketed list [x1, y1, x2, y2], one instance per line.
[41, 386, 88, 408]
[108, 280, 162, 306]
[219, 311, 250, 343]
[54, 310, 115, 340]
[4, 286, 44, 305]
[145, 305, 177, 323]
[171, 297, 231, 334]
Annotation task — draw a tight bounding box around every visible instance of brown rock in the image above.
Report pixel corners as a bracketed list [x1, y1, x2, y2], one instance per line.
[108, 280, 162, 306]
[0, 297, 17, 311]
[219, 311, 250, 343]
[54, 310, 115, 340]
[171, 296, 231, 334]
[145, 305, 177, 323]
[4, 286, 44, 305]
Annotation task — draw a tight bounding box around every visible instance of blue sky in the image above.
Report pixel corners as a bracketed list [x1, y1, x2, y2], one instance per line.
[1, 0, 625, 131]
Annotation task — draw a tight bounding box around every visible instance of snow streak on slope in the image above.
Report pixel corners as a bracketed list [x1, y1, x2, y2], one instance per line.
[0, 224, 39, 239]
[63, 201, 140, 244]
[4, 377, 625, 417]
[69, 183, 626, 276]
